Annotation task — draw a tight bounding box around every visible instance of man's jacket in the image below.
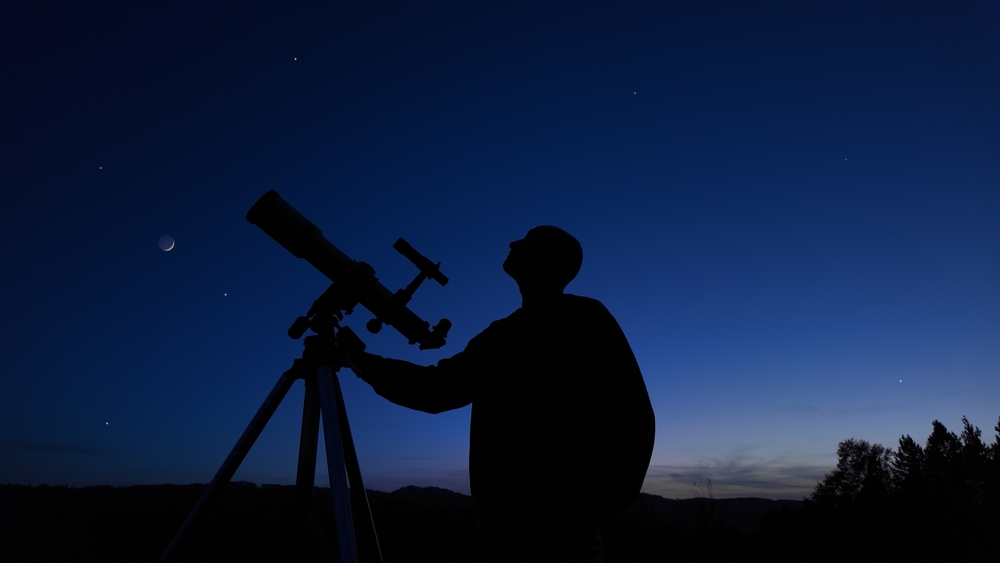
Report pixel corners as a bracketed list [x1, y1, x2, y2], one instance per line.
[356, 293, 655, 524]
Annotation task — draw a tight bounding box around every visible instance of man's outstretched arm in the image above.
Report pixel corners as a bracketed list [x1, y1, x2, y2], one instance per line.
[349, 318, 510, 413]
[352, 351, 475, 414]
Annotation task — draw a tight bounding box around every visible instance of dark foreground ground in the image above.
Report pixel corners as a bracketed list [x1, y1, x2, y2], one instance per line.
[1, 483, 797, 562]
[3, 483, 995, 561]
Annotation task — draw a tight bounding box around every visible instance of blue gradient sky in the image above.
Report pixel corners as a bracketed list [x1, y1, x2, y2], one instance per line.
[2, 1, 998, 499]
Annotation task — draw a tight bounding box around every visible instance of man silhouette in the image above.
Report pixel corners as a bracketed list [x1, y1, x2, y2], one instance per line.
[353, 226, 655, 562]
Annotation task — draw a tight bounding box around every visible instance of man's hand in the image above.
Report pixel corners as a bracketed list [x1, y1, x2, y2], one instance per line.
[335, 326, 368, 376]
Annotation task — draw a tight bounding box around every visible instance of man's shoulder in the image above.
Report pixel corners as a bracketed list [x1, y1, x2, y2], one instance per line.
[562, 293, 613, 316]
[560, 294, 631, 343]
[562, 293, 603, 306]
[469, 309, 522, 342]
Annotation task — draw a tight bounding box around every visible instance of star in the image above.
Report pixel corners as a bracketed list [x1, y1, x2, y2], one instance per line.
[105, 422, 109, 425]
[294, 58, 297, 60]
[224, 293, 228, 296]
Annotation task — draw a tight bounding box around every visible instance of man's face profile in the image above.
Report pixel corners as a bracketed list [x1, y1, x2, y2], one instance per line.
[502, 226, 583, 291]
[502, 231, 535, 282]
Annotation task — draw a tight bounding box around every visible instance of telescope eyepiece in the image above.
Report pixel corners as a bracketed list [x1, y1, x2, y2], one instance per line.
[394, 238, 449, 286]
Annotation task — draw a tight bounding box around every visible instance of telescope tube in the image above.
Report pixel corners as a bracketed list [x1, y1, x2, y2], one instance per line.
[246, 190, 446, 349]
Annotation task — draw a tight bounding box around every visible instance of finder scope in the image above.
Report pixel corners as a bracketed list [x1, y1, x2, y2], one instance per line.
[246, 190, 450, 349]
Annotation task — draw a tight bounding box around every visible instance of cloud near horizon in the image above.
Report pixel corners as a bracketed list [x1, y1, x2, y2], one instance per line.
[642, 452, 832, 500]
[354, 449, 832, 501]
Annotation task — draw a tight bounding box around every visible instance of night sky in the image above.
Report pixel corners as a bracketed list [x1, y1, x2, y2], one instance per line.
[2, 1, 998, 500]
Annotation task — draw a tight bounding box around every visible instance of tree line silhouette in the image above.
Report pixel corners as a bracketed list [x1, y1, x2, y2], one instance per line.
[756, 415, 1000, 560]
[813, 416, 1000, 512]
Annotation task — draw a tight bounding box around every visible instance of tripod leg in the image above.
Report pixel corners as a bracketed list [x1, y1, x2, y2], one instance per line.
[296, 375, 321, 505]
[318, 366, 359, 563]
[296, 375, 338, 563]
[158, 369, 298, 563]
[334, 372, 384, 563]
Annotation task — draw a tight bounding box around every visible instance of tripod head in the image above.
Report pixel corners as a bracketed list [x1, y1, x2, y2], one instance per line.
[247, 190, 451, 350]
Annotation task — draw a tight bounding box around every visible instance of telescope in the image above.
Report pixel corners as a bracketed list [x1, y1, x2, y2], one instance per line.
[160, 191, 452, 563]
[246, 189, 451, 349]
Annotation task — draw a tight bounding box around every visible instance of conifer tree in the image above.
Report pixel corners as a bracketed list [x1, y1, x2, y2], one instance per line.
[812, 439, 892, 508]
[891, 434, 925, 497]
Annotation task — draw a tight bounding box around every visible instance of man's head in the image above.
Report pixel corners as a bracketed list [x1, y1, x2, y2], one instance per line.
[503, 226, 583, 292]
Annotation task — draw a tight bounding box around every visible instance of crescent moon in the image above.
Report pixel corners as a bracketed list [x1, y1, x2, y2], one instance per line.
[159, 235, 175, 252]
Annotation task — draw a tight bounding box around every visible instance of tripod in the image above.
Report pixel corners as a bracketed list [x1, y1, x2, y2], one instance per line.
[158, 306, 382, 563]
